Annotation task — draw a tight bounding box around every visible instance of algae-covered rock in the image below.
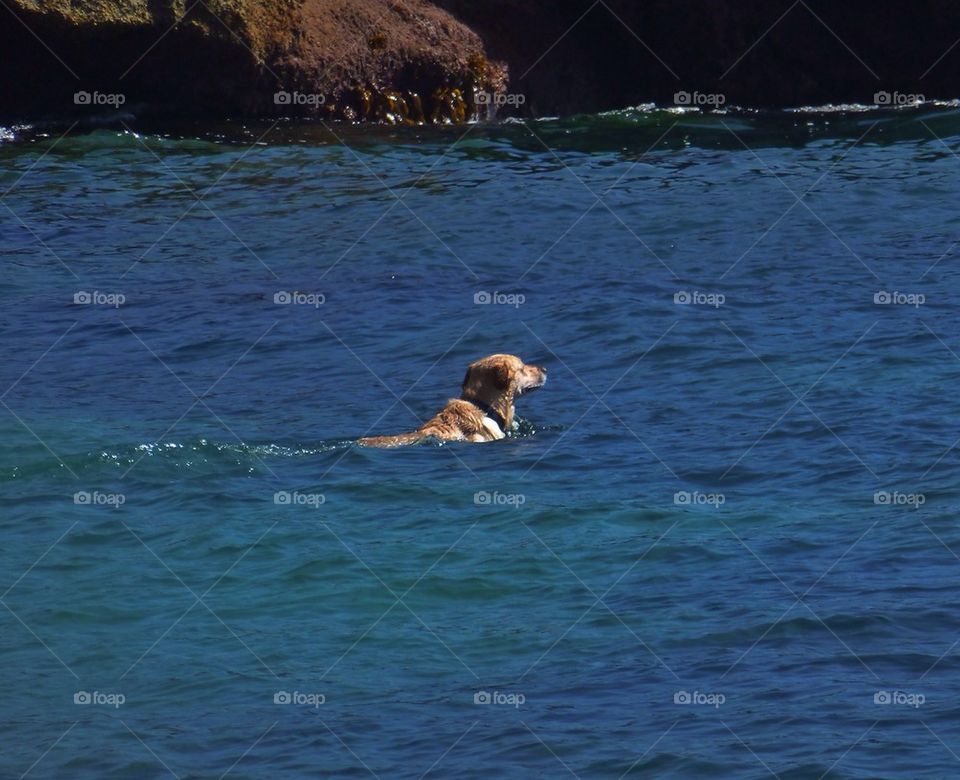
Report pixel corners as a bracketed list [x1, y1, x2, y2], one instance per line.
[0, 0, 503, 122]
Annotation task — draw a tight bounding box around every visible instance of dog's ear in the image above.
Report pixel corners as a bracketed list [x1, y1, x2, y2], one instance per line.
[463, 362, 513, 394]
[491, 362, 512, 390]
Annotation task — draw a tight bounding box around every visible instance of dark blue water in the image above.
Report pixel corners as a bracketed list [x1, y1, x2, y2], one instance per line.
[4, 107, 960, 778]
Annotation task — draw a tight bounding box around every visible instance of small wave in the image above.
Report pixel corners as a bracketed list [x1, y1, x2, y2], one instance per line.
[124, 438, 351, 461]
[786, 98, 960, 113]
[785, 102, 880, 114]
[0, 436, 362, 481]
[0, 124, 31, 143]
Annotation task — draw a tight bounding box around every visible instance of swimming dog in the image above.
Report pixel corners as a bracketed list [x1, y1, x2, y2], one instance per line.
[358, 354, 547, 447]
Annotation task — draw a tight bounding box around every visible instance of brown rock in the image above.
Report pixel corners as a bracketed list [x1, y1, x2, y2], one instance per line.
[0, 0, 503, 122]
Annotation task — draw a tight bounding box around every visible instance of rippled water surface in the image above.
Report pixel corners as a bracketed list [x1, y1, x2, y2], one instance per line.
[3, 107, 960, 778]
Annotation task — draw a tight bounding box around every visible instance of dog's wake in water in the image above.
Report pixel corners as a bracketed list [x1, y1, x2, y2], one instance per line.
[87, 418, 556, 473]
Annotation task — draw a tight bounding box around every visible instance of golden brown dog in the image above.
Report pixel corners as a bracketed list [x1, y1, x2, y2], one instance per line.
[358, 354, 547, 448]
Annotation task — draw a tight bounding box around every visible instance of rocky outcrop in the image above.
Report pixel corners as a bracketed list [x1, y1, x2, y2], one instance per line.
[0, 0, 502, 122]
[1, 0, 959, 122]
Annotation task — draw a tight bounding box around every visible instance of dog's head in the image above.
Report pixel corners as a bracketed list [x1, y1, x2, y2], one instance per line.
[461, 354, 547, 430]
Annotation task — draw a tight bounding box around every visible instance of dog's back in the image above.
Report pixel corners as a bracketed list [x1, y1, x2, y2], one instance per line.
[358, 399, 491, 447]
[357, 432, 425, 448]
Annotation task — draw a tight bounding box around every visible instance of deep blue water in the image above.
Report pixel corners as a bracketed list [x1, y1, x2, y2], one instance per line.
[4, 107, 960, 778]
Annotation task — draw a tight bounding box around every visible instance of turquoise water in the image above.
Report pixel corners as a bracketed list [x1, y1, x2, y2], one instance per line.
[3, 107, 960, 777]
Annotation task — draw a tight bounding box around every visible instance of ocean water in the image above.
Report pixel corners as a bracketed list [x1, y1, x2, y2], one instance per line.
[3, 106, 960, 778]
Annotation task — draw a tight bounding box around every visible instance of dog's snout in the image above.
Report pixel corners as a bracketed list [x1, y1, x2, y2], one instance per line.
[529, 364, 547, 386]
